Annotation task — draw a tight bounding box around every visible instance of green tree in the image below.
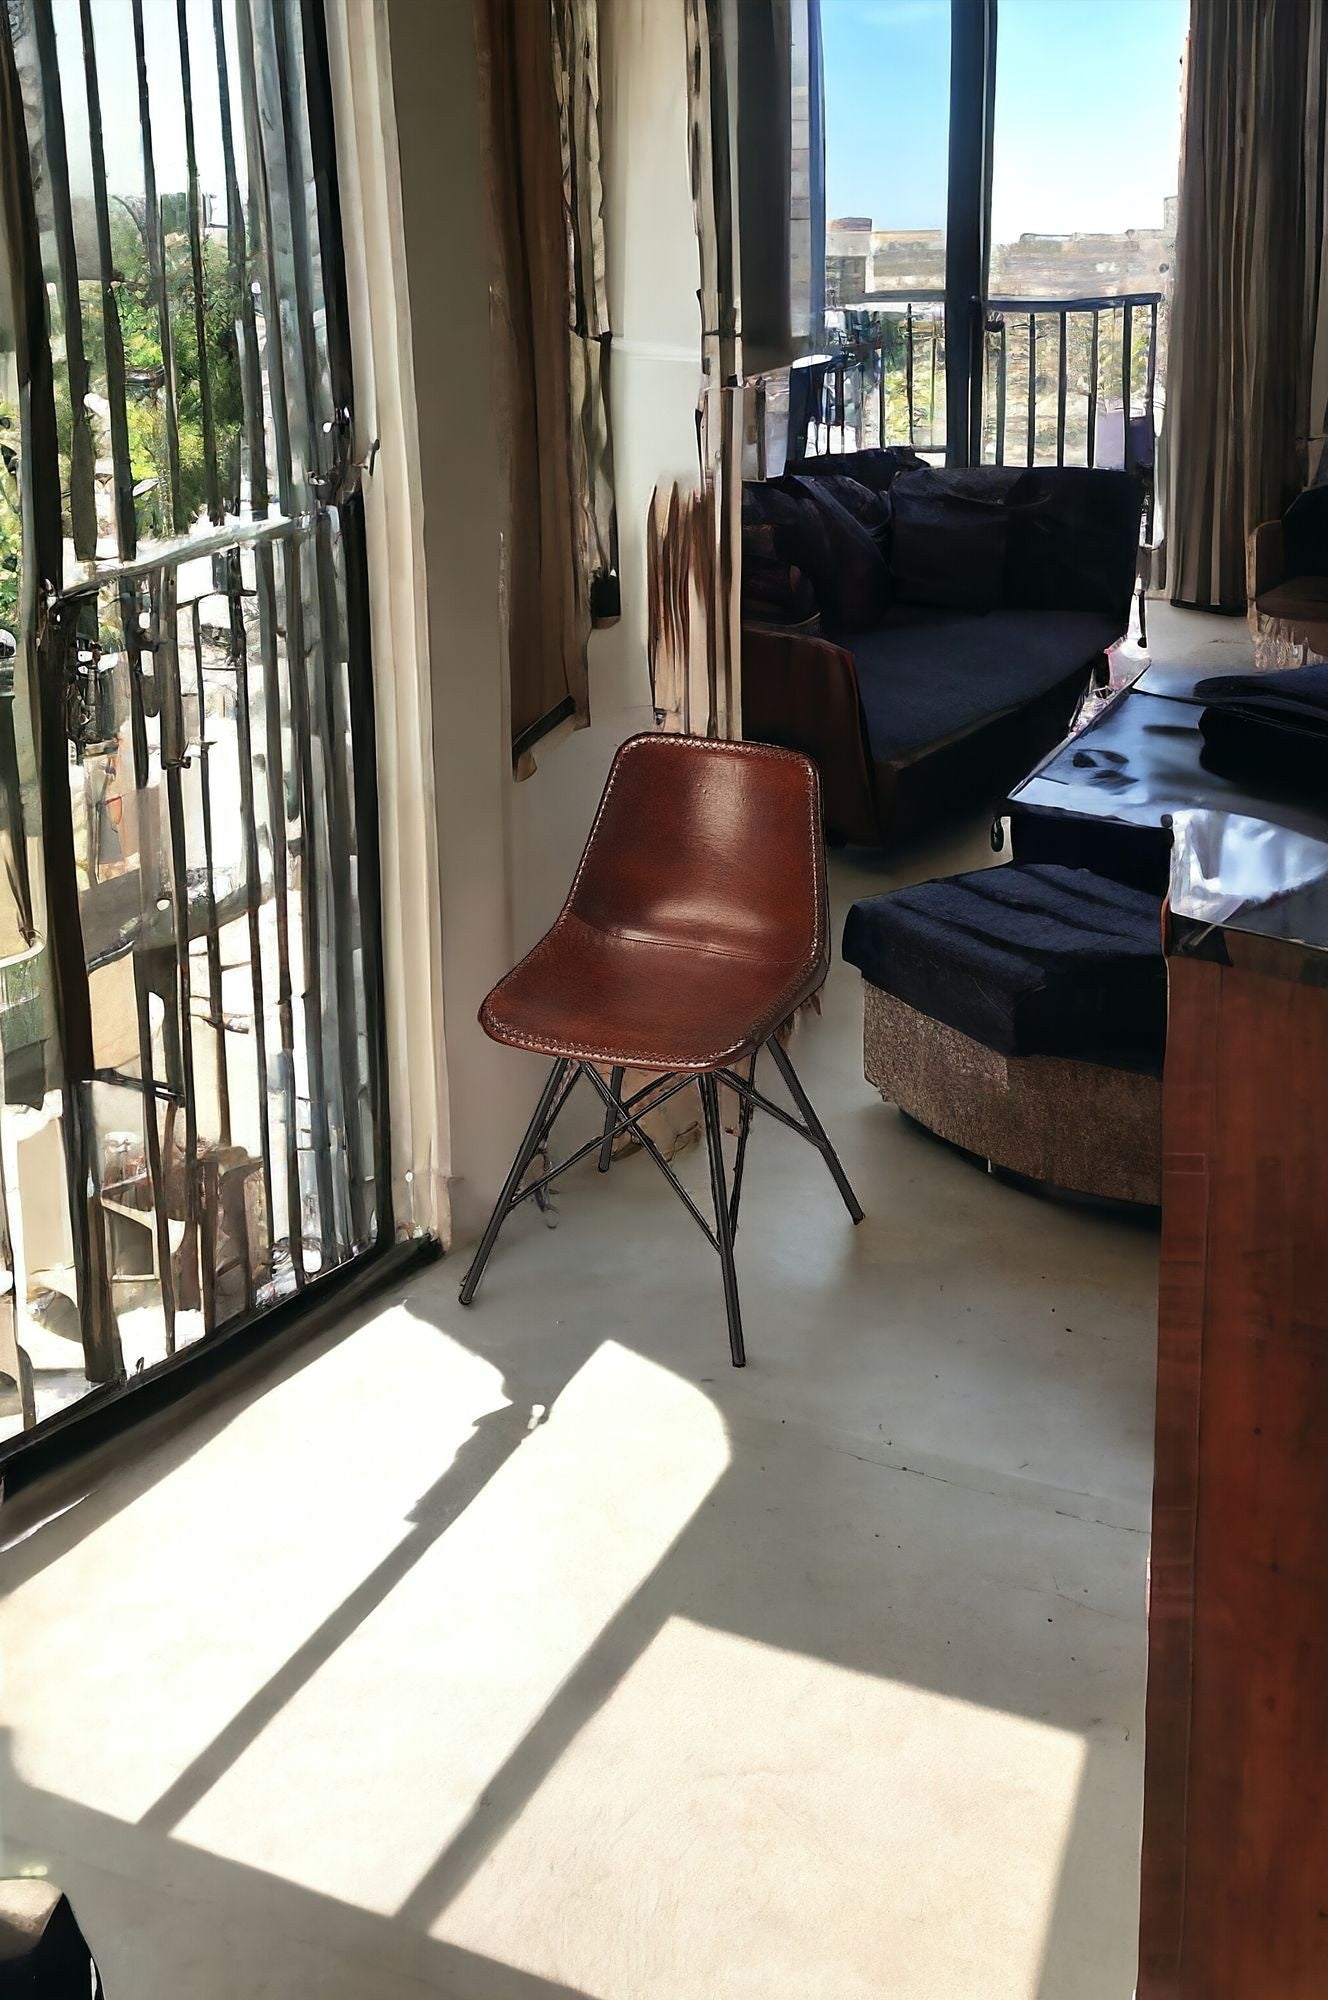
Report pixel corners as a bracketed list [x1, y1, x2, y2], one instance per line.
[0, 191, 245, 641]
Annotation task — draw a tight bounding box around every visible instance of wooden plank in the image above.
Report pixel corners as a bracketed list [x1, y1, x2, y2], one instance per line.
[1140, 947, 1328, 1996]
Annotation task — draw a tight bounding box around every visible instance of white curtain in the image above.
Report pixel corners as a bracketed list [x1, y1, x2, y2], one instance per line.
[324, 0, 451, 1243]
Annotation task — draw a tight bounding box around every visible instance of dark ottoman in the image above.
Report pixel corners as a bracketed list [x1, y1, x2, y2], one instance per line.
[842, 862, 1166, 1204]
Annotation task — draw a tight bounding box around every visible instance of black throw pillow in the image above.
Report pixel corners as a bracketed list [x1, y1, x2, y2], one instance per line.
[741, 522, 819, 630]
[1196, 662, 1328, 796]
[744, 475, 889, 630]
[1004, 467, 1142, 623]
[803, 473, 892, 549]
[889, 468, 1008, 612]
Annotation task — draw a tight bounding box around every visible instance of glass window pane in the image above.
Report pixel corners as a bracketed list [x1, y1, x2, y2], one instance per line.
[988, 0, 1187, 302]
[822, 0, 950, 308]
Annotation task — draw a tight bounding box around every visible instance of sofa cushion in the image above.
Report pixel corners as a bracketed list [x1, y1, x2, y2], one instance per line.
[1003, 467, 1142, 624]
[842, 861, 1165, 1067]
[889, 468, 1009, 611]
[802, 473, 892, 546]
[744, 475, 888, 629]
[741, 522, 819, 629]
[838, 605, 1120, 766]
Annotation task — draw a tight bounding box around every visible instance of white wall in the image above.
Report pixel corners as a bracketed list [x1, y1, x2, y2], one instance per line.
[366, 0, 703, 1241]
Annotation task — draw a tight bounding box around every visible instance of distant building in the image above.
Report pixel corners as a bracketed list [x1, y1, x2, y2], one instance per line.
[826, 207, 1177, 306]
[825, 216, 872, 307]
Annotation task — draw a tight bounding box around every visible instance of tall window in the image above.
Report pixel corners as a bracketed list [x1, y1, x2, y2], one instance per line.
[806, 0, 1187, 468]
[0, 0, 389, 1460]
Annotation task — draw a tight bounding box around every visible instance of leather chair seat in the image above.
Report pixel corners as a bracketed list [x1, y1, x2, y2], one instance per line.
[482, 913, 821, 1072]
[1256, 574, 1328, 625]
[480, 734, 828, 1073]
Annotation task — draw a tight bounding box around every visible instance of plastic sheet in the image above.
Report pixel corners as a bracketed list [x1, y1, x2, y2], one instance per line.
[1169, 809, 1328, 948]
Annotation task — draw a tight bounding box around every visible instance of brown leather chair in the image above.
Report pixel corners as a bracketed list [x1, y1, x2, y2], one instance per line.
[459, 733, 862, 1365]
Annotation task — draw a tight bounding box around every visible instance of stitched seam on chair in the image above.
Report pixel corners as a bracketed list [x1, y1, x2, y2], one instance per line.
[575, 925, 778, 963]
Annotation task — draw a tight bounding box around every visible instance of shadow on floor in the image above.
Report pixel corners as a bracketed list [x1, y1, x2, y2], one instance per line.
[2, 925, 1154, 1997]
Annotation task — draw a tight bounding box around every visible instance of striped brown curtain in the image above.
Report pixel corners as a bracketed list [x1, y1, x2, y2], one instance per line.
[1166, 0, 1328, 612]
[478, 0, 619, 761]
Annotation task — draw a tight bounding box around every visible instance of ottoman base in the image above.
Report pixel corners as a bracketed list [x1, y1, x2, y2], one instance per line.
[864, 984, 1161, 1207]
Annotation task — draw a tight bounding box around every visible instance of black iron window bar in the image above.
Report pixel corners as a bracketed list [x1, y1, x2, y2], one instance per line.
[791, 289, 1160, 475]
[0, 0, 391, 1452]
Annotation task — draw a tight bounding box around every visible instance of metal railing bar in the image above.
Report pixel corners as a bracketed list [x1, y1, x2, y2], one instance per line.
[156, 564, 204, 1324]
[190, 598, 233, 1148]
[237, 0, 298, 519]
[1026, 312, 1037, 466]
[254, 539, 304, 1286]
[176, 0, 223, 521]
[225, 548, 277, 1272]
[1087, 309, 1100, 468]
[51, 511, 311, 604]
[995, 317, 1007, 465]
[1055, 312, 1068, 467]
[212, 0, 268, 524]
[131, 0, 184, 535]
[271, 0, 366, 1246]
[930, 318, 939, 451]
[280, 538, 337, 1254]
[985, 289, 1162, 313]
[89, 1064, 185, 1107]
[2, 11, 121, 1384]
[29, 0, 98, 563]
[128, 964, 179, 1350]
[1121, 300, 1133, 466]
[77, 0, 136, 563]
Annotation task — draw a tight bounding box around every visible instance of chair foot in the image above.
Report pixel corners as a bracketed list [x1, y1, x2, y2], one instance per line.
[767, 1035, 864, 1224]
[598, 1066, 624, 1171]
[700, 1073, 745, 1367]
[459, 1059, 574, 1305]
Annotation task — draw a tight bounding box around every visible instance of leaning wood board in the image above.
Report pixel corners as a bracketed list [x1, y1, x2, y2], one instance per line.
[1139, 928, 1328, 1996]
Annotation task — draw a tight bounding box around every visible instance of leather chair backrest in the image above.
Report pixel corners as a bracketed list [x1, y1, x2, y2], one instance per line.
[567, 734, 828, 977]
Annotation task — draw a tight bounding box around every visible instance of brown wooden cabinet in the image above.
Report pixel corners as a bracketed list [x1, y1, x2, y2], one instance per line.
[1139, 910, 1328, 1998]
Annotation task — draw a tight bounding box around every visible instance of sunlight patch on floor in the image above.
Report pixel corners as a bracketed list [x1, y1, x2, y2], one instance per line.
[436, 1616, 1088, 2000]
[168, 1342, 728, 1913]
[2, 1309, 507, 1821]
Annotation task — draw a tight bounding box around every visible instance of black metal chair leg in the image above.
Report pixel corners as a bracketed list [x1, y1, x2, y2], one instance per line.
[767, 1035, 864, 1224]
[728, 1051, 757, 1235]
[700, 1072, 745, 1368]
[598, 1065, 624, 1170]
[459, 1058, 574, 1305]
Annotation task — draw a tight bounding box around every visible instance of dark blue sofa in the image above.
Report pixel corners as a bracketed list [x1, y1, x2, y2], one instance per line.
[741, 458, 1144, 847]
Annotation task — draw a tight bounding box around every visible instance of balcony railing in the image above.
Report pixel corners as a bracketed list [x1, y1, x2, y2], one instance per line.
[764, 290, 1163, 483]
[980, 292, 1162, 472]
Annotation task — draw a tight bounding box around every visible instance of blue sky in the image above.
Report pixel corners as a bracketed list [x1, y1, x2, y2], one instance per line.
[822, 0, 1188, 240]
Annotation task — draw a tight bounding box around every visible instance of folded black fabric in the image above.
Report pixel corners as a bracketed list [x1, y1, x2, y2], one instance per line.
[1196, 663, 1328, 793]
[1195, 662, 1328, 730]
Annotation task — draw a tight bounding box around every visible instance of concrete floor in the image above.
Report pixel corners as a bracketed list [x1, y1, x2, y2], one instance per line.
[0, 782, 1164, 1998]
